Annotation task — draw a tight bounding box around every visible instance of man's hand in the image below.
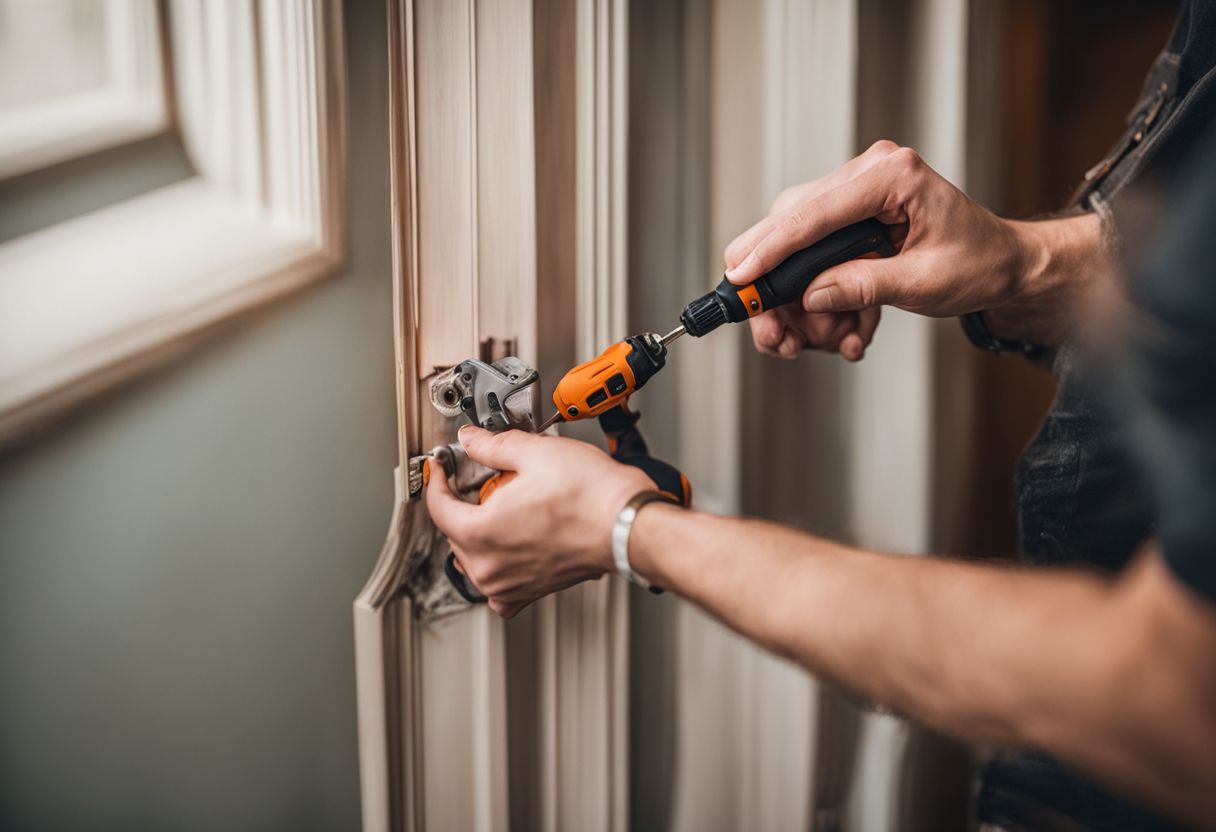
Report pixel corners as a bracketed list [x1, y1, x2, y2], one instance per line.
[723, 140, 1101, 357]
[425, 426, 652, 617]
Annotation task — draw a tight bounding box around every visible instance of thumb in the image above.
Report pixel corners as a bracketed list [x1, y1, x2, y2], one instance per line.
[458, 425, 537, 471]
[425, 457, 478, 533]
[803, 256, 905, 313]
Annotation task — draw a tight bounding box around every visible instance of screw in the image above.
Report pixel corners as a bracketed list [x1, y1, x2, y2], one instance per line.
[566, 406, 579, 417]
[462, 373, 472, 382]
[749, 299, 759, 311]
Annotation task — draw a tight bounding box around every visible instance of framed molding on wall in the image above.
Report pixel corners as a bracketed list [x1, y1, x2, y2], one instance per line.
[0, 0, 168, 180]
[0, 0, 346, 446]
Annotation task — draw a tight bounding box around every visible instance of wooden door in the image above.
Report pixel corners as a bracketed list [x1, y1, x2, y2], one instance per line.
[353, 1, 629, 830]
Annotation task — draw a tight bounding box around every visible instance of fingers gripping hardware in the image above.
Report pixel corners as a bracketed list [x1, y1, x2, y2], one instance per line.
[407, 356, 542, 501]
[404, 357, 543, 611]
[406, 355, 568, 604]
[409, 351, 692, 607]
[447, 403, 692, 604]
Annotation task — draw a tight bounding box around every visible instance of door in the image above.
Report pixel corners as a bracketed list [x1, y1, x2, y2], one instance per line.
[353, 1, 630, 830]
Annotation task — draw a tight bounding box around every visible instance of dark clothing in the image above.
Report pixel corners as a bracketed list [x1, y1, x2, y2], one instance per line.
[1015, 0, 1216, 582]
[1123, 126, 1216, 603]
[1013, 341, 1154, 575]
[977, 3, 1216, 829]
[981, 751, 1192, 832]
[1169, 0, 1216, 94]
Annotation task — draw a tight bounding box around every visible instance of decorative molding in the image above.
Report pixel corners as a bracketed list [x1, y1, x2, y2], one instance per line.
[0, 0, 168, 180]
[355, 0, 532, 829]
[538, 3, 631, 831]
[353, 0, 432, 824]
[355, 1, 630, 829]
[0, 0, 346, 446]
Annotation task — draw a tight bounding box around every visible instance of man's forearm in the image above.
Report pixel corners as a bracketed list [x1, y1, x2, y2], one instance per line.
[628, 503, 1216, 825]
[628, 504, 1110, 745]
[985, 212, 1105, 346]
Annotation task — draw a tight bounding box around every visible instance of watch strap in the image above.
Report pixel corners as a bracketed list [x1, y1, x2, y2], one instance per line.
[612, 490, 679, 590]
[958, 311, 1044, 359]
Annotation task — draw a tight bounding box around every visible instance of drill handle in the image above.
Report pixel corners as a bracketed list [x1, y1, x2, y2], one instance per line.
[755, 217, 895, 310]
[680, 218, 895, 337]
[599, 404, 691, 508]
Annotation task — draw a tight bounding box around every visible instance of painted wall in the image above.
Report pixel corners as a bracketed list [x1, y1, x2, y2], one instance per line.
[0, 3, 395, 830]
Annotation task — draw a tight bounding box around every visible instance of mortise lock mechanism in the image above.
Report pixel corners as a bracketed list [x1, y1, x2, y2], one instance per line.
[407, 355, 541, 501]
[430, 355, 540, 432]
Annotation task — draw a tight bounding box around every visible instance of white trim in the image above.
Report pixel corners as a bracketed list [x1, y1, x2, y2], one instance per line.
[576, 0, 628, 360]
[0, 0, 168, 180]
[352, 0, 420, 825]
[844, 2, 970, 828]
[0, 0, 346, 445]
[668, 1, 856, 829]
[355, 0, 529, 828]
[538, 4, 630, 830]
[355, 1, 630, 828]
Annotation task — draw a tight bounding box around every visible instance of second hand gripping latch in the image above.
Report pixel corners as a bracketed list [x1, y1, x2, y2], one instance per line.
[407, 356, 542, 500]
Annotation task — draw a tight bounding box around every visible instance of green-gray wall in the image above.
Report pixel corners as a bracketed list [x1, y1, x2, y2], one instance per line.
[0, 3, 395, 829]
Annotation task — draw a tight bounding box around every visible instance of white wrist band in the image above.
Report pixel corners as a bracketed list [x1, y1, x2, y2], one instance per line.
[611, 490, 677, 589]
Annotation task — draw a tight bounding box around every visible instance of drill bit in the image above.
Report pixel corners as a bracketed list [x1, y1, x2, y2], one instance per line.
[660, 324, 686, 346]
[535, 410, 563, 433]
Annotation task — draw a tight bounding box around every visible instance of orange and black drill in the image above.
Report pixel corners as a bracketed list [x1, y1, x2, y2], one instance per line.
[535, 217, 894, 433]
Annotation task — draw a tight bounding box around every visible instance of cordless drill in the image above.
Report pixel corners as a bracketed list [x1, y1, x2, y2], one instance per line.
[536, 218, 894, 432]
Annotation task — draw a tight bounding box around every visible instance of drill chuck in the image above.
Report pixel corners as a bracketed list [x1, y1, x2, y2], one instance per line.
[680, 291, 730, 337]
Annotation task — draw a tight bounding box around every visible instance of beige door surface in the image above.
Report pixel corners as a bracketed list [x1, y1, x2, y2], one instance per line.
[353, 2, 629, 830]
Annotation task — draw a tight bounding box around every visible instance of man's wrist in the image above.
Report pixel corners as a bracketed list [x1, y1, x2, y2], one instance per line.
[984, 214, 1101, 345]
[621, 500, 683, 588]
[611, 490, 680, 588]
[594, 469, 660, 574]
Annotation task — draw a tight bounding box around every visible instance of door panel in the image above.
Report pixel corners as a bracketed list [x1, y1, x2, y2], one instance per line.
[354, 2, 628, 830]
